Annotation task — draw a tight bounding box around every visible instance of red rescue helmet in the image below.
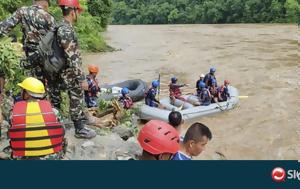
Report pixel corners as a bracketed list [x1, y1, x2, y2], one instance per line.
[58, 0, 83, 13]
[88, 65, 99, 74]
[224, 80, 230, 85]
[138, 120, 180, 155]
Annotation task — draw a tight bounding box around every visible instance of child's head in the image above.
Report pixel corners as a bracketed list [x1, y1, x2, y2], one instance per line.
[168, 111, 183, 132]
[121, 87, 129, 97]
[183, 122, 212, 157]
[88, 65, 99, 77]
[138, 120, 180, 160]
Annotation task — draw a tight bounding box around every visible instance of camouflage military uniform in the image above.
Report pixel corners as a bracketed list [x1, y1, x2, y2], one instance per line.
[48, 19, 85, 123]
[0, 5, 56, 81]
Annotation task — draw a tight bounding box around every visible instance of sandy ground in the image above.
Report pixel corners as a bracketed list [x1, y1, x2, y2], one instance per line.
[83, 24, 300, 160]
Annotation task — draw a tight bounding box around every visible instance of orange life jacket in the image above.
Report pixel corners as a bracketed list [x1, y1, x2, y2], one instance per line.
[9, 100, 64, 157]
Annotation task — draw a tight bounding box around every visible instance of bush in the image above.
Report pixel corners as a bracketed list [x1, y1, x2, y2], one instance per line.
[0, 0, 112, 52]
[0, 37, 25, 95]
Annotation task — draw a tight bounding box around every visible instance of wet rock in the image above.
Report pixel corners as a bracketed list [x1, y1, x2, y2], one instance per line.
[65, 128, 141, 160]
[112, 125, 134, 141]
[81, 141, 95, 149]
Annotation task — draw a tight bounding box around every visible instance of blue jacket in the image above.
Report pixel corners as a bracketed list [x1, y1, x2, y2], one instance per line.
[145, 87, 159, 107]
[198, 88, 211, 106]
[204, 73, 217, 87]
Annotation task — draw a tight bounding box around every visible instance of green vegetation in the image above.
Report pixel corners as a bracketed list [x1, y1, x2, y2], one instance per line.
[0, 0, 113, 52]
[119, 108, 139, 135]
[0, 37, 25, 95]
[111, 0, 300, 24]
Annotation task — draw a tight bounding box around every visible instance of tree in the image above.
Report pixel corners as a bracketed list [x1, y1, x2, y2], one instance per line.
[87, 0, 113, 28]
[285, 0, 300, 23]
[168, 8, 179, 23]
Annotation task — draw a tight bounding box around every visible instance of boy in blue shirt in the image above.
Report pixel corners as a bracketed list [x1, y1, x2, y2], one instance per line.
[172, 122, 212, 160]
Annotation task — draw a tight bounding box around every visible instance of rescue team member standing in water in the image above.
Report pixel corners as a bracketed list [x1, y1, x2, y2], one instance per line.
[0, 0, 55, 82]
[119, 87, 133, 109]
[172, 122, 212, 160]
[145, 80, 161, 107]
[137, 120, 180, 160]
[204, 67, 217, 87]
[169, 77, 188, 103]
[47, 0, 96, 139]
[84, 65, 100, 108]
[8, 77, 65, 160]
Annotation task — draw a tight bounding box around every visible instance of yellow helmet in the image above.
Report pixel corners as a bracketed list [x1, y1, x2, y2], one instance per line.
[18, 77, 45, 98]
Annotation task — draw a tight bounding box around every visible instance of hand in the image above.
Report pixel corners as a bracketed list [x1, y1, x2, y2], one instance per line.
[80, 81, 89, 91]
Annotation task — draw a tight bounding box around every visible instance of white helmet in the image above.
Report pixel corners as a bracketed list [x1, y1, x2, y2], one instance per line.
[200, 74, 205, 78]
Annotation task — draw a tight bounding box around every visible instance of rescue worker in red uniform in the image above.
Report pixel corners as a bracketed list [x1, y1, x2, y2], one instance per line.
[8, 77, 65, 160]
[169, 77, 188, 103]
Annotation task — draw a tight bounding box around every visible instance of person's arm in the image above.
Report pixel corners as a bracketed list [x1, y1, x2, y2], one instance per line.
[204, 76, 209, 86]
[207, 89, 212, 98]
[218, 91, 223, 101]
[57, 26, 85, 82]
[0, 8, 22, 37]
[150, 91, 160, 104]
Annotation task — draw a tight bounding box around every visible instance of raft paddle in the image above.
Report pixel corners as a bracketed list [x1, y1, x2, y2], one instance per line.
[157, 73, 161, 101]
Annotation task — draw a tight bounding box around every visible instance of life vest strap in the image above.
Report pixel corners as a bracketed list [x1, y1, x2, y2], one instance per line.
[10, 133, 64, 141]
[9, 125, 62, 132]
[12, 121, 61, 127]
[11, 143, 62, 152]
[12, 111, 55, 117]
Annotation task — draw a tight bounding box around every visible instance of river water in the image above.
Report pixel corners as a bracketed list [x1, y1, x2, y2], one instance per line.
[83, 24, 300, 160]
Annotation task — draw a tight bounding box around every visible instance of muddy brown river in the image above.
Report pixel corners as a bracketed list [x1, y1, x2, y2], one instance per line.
[83, 24, 300, 160]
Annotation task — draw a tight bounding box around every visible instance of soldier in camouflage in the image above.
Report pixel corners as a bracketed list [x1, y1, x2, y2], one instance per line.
[48, 0, 96, 139]
[0, 0, 55, 81]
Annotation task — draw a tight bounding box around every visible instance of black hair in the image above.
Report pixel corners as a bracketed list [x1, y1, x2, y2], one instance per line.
[60, 6, 74, 16]
[168, 111, 182, 128]
[183, 122, 212, 143]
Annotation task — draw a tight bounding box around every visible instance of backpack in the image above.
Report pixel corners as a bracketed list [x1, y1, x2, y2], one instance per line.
[37, 24, 67, 75]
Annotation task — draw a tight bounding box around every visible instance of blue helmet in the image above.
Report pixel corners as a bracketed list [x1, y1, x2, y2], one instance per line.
[210, 67, 216, 73]
[198, 81, 206, 88]
[211, 79, 217, 84]
[171, 77, 177, 83]
[152, 80, 159, 88]
[121, 87, 129, 95]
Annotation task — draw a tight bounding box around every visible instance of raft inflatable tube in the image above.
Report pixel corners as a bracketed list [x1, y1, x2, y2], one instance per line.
[139, 86, 239, 122]
[100, 79, 148, 102]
